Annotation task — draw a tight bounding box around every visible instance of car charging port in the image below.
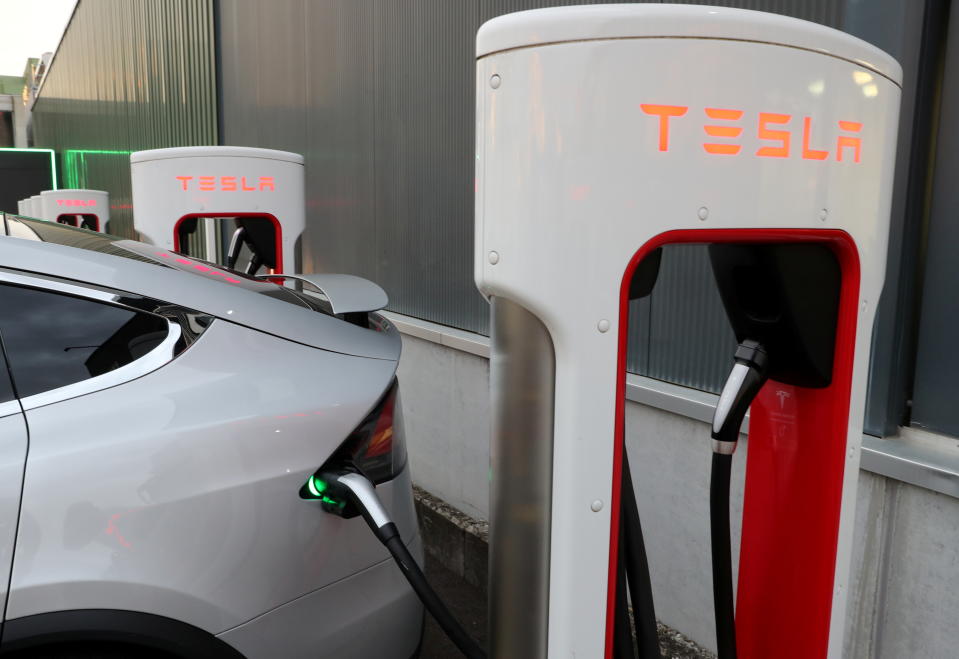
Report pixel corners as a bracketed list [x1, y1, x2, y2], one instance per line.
[304, 467, 486, 659]
[300, 468, 359, 519]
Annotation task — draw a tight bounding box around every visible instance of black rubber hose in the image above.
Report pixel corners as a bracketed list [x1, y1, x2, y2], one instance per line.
[383, 535, 486, 659]
[621, 454, 662, 659]
[613, 513, 636, 659]
[710, 452, 737, 659]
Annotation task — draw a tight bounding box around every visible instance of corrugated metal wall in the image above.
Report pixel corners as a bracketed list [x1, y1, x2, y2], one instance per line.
[911, 2, 959, 437]
[216, 0, 867, 392]
[31, 0, 218, 237]
[219, 0, 658, 338]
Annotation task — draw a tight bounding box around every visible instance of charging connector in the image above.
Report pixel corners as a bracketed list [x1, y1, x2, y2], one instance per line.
[310, 470, 486, 659]
[710, 339, 769, 659]
[712, 340, 769, 454]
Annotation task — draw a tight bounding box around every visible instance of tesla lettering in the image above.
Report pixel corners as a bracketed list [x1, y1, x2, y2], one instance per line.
[640, 104, 862, 162]
[175, 175, 276, 191]
[56, 199, 97, 207]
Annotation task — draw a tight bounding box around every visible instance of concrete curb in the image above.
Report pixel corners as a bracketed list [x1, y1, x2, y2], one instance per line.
[413, 486, 714, 659]
[414, 485, 489, 593]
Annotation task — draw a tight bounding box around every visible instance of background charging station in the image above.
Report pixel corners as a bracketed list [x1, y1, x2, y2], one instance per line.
[130, 146, 305, 274]
[40, 189, 109, 232]
[28, 195, 41, 218]
[476, 6, 901, 659]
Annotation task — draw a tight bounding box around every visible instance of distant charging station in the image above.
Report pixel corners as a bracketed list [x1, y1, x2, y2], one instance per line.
[476, 6, 901, 659]
[40, 189, 109, 231]
[130, 146, 305, 274]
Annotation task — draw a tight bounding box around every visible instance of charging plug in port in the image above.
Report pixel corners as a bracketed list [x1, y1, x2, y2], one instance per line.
[299, 470, 360, 519]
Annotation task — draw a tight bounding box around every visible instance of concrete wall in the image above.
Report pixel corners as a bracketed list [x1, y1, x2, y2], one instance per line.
[395, 321, 959, 658]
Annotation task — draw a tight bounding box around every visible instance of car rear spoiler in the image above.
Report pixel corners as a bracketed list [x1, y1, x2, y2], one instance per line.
[260, 274, 389, 316]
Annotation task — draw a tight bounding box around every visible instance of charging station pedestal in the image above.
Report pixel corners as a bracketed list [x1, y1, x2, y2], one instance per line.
[28, 195, 41, 218]
[40, 189, 109, 232]
[476, 6, 901, 659]
[130, 146, 305, 274]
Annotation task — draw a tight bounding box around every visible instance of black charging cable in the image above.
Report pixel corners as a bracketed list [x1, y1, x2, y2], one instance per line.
[621, 453, 662, 659]
[614, 508, 637, 659]
[319, 459, 662, 659]
[317, 471, 486, 659]
[709, 340, 768, 659]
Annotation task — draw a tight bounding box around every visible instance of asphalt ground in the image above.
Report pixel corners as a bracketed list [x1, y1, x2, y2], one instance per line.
[419, 554, 488, 658]
[418, 553, 712, 658]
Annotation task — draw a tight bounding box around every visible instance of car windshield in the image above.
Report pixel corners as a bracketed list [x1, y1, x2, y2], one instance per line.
[3, 215, 333, 314]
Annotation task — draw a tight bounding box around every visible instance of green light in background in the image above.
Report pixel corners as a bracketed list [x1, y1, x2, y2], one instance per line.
[62, 149, 132, 190]
[0, 148, 58, 190]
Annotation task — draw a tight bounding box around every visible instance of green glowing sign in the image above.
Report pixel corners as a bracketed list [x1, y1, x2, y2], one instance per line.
[62, 149, 132, 189]
[0, 148, 58, 190]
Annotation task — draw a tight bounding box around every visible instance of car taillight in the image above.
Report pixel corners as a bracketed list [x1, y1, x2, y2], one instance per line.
[340, 379, 406, 483]
[302, 378, 407, 506]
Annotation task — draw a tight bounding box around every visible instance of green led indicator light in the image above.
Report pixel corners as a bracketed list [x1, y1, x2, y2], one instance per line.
[307, 476, 327, 498]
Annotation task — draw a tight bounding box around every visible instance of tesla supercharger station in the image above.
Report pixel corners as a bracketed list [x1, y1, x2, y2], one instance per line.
[130, 146, 305, 274]
[40, 189, 109, 231]
[16, 199, 27, 215]
[28, 195, 42, 218]
[476, 6, 901, 659]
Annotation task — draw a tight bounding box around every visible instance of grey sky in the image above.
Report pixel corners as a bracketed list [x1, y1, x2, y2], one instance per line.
[0, 0, 77, 77]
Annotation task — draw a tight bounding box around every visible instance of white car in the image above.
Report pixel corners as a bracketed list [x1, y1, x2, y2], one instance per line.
[0, 216, 423, 658]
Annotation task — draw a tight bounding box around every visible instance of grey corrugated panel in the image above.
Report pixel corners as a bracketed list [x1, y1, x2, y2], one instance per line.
[215, 0, 929, 409]
[31, 0, 217, 238]
[645, 245, 737, 393]
[302, 1, 378, 281]
[218, 0, 666, 337]
[683, 0, 842, 27]
[909, 2, 959, 438]
[371, 0, 487, 333]
[846, 0, 937, 437]
[625, 295, 653, 378]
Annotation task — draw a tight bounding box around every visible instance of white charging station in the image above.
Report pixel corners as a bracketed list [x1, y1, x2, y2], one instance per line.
[40, 189, 109, 232]
[476, 6, 901, 659]
[16, 199, 27, 216]
[130, 146, 305, 274]
[28, 195, 42, 218]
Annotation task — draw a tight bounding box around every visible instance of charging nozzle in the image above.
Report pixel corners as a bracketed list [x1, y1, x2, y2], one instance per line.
[710, 339, 769, 659]
[711, 340, 769, 454]
[313, 470, 400, 544]
[306, 468, 486, 659]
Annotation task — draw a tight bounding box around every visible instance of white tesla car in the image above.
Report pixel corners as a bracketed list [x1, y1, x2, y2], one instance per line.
[0, 215, 423, 658]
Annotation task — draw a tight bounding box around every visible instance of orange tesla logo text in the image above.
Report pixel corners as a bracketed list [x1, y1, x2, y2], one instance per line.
[175, 176, 276, 192]
[640, 104, 862, 162]
[56, 199, 97, 207]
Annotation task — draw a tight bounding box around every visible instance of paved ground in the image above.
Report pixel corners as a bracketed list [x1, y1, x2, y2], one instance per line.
[419, 554, 711, 659]
[420, 555, 488, 658]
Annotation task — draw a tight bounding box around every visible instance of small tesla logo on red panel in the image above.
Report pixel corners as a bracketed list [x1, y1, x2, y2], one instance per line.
[640, 104, 862, 162]
[175, 176, 276, 192]
[776, 389, 792, 409]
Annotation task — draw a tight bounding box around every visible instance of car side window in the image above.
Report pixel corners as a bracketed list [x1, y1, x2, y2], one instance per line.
[0, 284, 169, 399]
